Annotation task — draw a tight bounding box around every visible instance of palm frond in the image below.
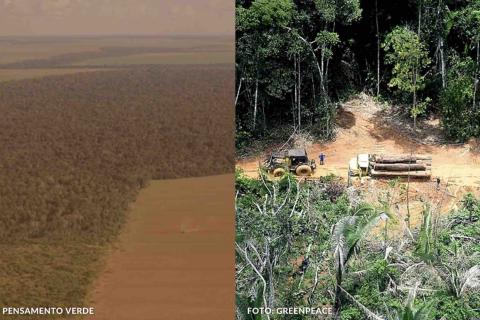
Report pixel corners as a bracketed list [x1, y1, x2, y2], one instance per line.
[459, 265, 480, 297]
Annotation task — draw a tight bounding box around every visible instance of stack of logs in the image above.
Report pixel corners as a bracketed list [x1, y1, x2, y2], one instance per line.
[370, 154, 432, 178]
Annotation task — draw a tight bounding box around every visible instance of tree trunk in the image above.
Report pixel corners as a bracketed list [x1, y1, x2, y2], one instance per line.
[253, 78, 258, 130]
[235, 77, 243, 107]
[413, 67, 417, 132]
[262, 99, 266, 132]
[298, 55, 301, 131]
[325, 22, 335, 93]
[334, 266, 343, 317]
[373, 155, 431, 163]
[312, 76, 316, 125]
[436, 0, 446, 89]
[418, 0, 422, 37]
[375, 0, 380, 97]
[291, 94, 296, 126]
[440, 37, 446, 88]
[294, 56, 298, 130]
[474, 34, 479, 110]
[372, 163, 428, 171]
[406, 165, 411, 229]
[370, 170, 431, 177]
[267, 258, 275, 307]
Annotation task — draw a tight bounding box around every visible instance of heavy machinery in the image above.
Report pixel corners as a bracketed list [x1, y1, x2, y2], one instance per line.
[348, 154, 432, 179]
[264, 148, 316, 177]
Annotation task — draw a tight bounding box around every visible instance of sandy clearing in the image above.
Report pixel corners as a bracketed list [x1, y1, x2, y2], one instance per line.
[86, 174, 234, 320]
[237, 97, 480, 229]
[238, 100, 480, 188]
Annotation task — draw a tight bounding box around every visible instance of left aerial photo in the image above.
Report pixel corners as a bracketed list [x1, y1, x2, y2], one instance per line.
[0, 1, 234, 320]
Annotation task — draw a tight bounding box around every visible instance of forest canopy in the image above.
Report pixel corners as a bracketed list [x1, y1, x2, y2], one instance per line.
[235, 0, 480, 148]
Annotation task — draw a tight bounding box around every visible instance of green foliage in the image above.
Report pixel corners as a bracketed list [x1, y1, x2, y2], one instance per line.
[383, 27, 430, 93]
[383, 26, 431, 123]
[237, 0, 480, 146]
[415, 206, 436, 263]
[463, 192, 480, 218]
[236, 171, 480, 319]
[314, 0, 362, 24]
[315, 30, 341, 60]
[440, 72, 477, 141]
[410, 97, 431, 121]
[236, 0, 363, 145]
[431, 295, 479, 320]
[236, 288, 264, 320]
[236, 0, 295, 31]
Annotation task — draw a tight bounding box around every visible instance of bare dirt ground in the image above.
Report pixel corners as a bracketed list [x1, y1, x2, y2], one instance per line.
[85, 175, 234, 320]
[237, 94, 480, 220]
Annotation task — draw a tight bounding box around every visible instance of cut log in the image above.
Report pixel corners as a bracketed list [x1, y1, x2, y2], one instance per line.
[371, 163, 428, 171]
[370, 169, 432, 177]
[416, 155, 432, 160]
[374, 155, 416, 163]
[374, 155, 432, 163]
[416, 160, 432, 166]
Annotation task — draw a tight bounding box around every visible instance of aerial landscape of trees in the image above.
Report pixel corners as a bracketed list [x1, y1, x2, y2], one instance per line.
[235, 0, 480, 147]
[0, 64, 233, 314]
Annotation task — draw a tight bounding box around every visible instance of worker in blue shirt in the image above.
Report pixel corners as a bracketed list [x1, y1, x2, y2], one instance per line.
[319, 153, 326, 165]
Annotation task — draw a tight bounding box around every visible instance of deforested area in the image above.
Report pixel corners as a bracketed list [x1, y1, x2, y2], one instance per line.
[235, 0, 480, 319]
[235, 171, 480, 320]
[0, 65, 233, 312]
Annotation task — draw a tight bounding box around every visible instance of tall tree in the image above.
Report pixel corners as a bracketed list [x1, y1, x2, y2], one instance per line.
[383, 26, 431, 131]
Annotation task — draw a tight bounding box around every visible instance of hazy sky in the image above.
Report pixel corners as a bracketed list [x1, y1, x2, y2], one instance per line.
[0, 0, 233, 36]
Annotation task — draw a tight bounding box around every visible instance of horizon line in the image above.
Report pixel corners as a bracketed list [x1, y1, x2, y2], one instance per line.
[0, 32, 234, 38]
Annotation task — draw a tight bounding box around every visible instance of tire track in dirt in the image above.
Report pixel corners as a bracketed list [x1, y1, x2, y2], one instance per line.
[86, 174, 234, 320]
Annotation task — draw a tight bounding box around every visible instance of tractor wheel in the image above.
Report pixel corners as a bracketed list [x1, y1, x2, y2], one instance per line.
[273, 168, 286, 177]
[296, 165, 312, 176]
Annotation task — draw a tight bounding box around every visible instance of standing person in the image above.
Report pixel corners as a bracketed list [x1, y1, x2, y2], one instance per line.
[319, 153, 325, 165]
[436, 177, 441, 190]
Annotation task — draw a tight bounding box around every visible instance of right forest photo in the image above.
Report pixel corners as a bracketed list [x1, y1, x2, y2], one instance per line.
[235, 1, 480, 319]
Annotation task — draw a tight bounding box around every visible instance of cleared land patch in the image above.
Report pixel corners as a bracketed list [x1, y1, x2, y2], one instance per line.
[86, 175, 234, 320]
[237, 95, 480, 230]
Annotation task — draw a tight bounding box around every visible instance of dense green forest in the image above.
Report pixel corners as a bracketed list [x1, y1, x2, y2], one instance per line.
[235, 0, 480, 148]
[235, 171, 480, 319]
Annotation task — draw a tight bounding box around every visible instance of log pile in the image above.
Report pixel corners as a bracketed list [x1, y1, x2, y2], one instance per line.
[370, 154, 432, 178]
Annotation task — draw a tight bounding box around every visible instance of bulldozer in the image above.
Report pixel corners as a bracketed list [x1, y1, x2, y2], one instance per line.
[264, 148, 316, 177]
[348, 154, 432, 179]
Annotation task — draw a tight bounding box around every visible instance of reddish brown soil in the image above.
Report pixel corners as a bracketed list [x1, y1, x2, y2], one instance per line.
[86, 174, 234, 320]
[238, 96, 480, 188]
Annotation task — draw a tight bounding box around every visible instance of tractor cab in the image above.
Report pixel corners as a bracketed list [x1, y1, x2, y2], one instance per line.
[287, 148, 309, 166]
[348, 153, 370, 177]
[265, 148, 316, 177]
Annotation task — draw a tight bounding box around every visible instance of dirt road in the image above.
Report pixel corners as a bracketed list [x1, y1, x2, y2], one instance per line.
[86, 174, 234, 320]
[238, 95, 480, 188]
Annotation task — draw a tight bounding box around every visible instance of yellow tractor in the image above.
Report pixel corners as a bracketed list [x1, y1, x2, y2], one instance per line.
[264, 148, 316, 177]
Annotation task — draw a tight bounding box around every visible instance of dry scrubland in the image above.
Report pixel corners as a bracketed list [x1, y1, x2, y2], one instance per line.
[0, 65, 233, 313]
